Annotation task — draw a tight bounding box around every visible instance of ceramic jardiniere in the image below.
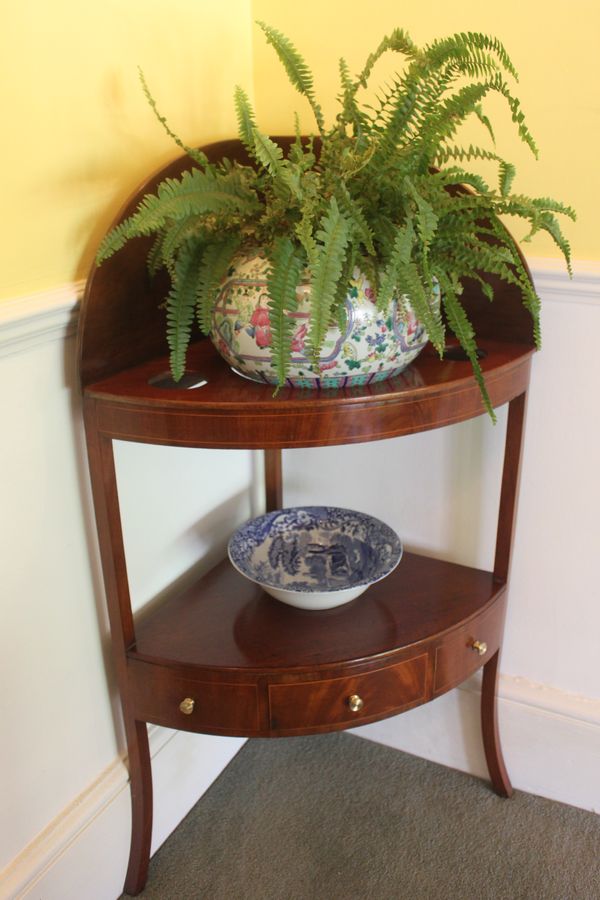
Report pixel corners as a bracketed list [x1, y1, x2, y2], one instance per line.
[211, 251, 436, 388]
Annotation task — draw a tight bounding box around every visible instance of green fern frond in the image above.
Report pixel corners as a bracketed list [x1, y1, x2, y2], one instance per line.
[96, 221, 135, 264]
[513, 268, 542, 346]
[377, 220, 415, 311]
[289, 113, 304, 160]
[404, 178, 438, 250]
[499, 161, 516, 196]
[252, 130, 303, 200]
[252, 130, 284, 176]
[366, 78, 422, 163]
[530, 197, 577, 219]
[338, 57, 370, 136]
[265, 238, 305, 385]
[196, 236, 242, 333]
[434, 143, 504, 167]
[425, 78, 512, 154]
[397, 261, 445, 354]
[234, 86, 257, 155]
[473, 102, 495, 143]
[502, 235, 543, 342]
[354, 28, 420, 90]
[147, 233, 167, 277]
[257, 20, 325, 134]
[493, 194, 572, 219]
[335, 182, 376, 255]
[435, 235, 520, 287]
[138, 68, 208, 167]
[494, 82, 538, 157]
[307, 198, 350, 360]
[166, 242, 206, 381]
[338, 57, 353, 96]
[295, 197, 321, 269]
[433, 216, 543, 346]
[440, 168, 492, 195]
[96, 169, 256, 264]
[332, 245, 358, 327]
[471, 274, 495, 302]
[521, 211, 574, 279]
[160, 216, 207, 269]
[287, 116, 316, 171]
[425, 32, 518, 81]
[438, 271, 495, 421]
[484, 217, 542, 344]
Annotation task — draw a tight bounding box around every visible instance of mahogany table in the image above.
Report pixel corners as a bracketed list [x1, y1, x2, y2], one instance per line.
[79, 140, 533, 895]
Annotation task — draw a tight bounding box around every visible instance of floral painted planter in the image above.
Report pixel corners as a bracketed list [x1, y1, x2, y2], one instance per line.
[211, 251, 436, 388]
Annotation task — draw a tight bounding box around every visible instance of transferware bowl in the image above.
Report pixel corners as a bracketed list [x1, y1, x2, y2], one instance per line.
[228, 506, 402, 610]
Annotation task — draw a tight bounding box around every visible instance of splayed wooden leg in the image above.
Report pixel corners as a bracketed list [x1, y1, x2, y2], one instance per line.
[481, 650, 513, 798]
[123, 719, 153, 895]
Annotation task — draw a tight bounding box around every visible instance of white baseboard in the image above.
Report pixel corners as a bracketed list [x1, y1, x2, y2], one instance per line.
[353, 674, 600, 815]
[1, 728, 245, 900]
[4, 678, 597, 900]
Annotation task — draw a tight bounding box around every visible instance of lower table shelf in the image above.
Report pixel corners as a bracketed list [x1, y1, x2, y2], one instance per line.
[126, 552, 507, 737]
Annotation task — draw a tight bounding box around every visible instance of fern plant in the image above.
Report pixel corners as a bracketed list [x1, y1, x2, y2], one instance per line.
[96, 22, 575, 418]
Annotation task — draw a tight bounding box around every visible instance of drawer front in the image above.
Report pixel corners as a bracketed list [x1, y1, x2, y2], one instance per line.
[433, 595, 506, 696]
[268, 654, 428, 733]
[128, 661, 260, 734]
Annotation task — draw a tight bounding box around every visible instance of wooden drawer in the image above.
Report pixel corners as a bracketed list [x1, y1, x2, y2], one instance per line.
[268, 654, 428, 734]
[433, 595, 506, 696]
[128, 660, 260, 735]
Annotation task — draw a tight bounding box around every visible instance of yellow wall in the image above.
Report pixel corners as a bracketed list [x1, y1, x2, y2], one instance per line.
[251, 0, 600, 262]
[3, 0, 597, 304]
[1, 0, 254, 301]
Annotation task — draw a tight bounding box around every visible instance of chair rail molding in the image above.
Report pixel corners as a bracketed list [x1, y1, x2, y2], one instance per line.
[528, 256, 600, 306]
[0, 280, 84, 358]
[0, 259, 598, 360]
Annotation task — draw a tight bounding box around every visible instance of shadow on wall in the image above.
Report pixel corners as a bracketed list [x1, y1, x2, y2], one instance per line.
[134, 488, 255, 626]
[280, 411, 507, 575]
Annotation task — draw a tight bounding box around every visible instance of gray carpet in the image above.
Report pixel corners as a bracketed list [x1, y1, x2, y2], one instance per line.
[131, 733, 600, 900]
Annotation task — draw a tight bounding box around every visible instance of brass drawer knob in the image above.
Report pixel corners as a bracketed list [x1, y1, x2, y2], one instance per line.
[348, 694, 364, 713]
[471, 640, 488, 656]
[179, 697, 195, 715]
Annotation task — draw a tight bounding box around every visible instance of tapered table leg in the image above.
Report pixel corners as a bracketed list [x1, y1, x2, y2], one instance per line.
[123, 719, 153, 895]
[493, 391, 527, 587]
[481, 650, 513, 797]
[481, 390, 527, 798]
[84, 407, 155, 893]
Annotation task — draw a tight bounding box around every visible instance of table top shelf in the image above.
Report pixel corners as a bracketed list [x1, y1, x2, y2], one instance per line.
[84, 338, 533, 448]
[79, 139, 535, 447]
[129, 551, 504, 674]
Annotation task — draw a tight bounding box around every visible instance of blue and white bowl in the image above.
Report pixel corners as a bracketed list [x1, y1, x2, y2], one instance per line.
[228, 506, 402, 610]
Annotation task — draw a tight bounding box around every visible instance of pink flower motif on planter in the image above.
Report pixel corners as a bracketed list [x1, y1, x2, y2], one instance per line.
[249, 306, 272, 348]
[291, 323, 308, 353]
[365, 287, 376, 303]
[405, 309, 419, 336]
